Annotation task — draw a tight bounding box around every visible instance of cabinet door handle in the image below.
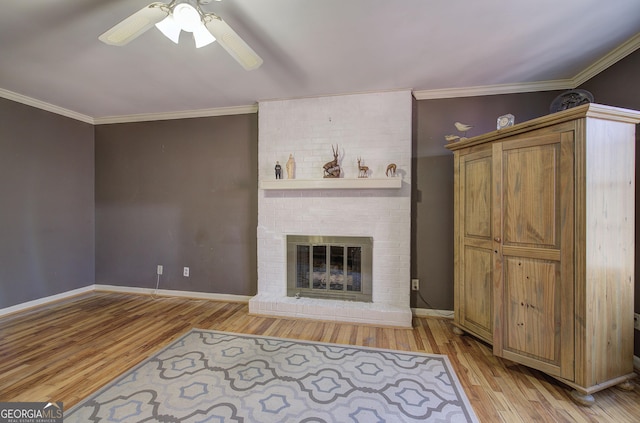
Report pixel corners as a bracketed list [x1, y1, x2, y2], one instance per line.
[494, 237, 501, 243]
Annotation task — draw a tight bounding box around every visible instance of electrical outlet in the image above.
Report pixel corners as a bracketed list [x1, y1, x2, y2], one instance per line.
[183, 267, 190, 277]
[157, 265, 163, 275]
[411, 279, 419, 291]
[635, 313, 640, 331]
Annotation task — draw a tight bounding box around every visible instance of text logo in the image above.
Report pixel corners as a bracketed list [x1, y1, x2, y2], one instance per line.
[0, 402, 63, 423]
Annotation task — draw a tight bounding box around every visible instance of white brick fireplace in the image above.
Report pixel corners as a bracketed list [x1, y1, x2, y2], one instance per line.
[248, 90, 413, 327]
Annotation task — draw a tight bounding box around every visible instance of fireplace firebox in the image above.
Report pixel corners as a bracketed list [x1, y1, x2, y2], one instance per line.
[287, 235, 372, 302]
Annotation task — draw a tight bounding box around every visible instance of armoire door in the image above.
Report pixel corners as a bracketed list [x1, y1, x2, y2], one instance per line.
[455, 147, 494, 343]
[492, 131, 575, 380]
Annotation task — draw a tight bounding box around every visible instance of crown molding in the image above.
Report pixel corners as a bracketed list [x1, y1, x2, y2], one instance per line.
[0, 87, 257, 125]
[0, 88, 94, 124]
[572, 32, 640, 87]
[413, 32, 640, 101]
[93, 104, 258, 125]
[412, 79, 573, 100]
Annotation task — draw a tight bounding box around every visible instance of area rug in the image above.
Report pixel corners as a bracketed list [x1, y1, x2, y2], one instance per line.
[66, 329, 479, 422]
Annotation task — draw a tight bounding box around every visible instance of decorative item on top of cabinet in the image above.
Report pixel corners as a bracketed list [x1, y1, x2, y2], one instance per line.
[446, 103, 640, 406]
[496, 113, 514, 129]
[550, 89, 594, 113]
[454, 121, 473, 137]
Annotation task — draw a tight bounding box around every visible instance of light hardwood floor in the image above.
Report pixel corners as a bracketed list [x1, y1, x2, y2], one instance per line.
[0, 292, 638, 422]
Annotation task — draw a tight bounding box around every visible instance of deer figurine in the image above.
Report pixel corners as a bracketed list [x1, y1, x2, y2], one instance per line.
[357, 157, 369, 178]
[323, 144, 341, 178]
[386, 163, 397, 177]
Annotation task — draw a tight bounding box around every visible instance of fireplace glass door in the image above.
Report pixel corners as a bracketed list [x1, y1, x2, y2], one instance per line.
[288, 235, 372, 302]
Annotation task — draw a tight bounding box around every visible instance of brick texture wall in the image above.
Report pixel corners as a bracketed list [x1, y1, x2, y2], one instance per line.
[250, 91, 413, 326]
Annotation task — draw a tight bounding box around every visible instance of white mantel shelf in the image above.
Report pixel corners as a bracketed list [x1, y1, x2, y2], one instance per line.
[259, 178, 402, 190]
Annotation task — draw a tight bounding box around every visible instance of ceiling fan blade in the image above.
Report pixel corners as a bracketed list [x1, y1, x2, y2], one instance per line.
[204, 15, 263, 70]
[99, 3, 169, 46]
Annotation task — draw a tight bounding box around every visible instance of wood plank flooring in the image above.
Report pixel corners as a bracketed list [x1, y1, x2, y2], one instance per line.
[0, 292, 638, 422]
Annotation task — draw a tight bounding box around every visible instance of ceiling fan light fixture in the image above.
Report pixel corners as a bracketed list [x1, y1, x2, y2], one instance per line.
[155, 15, 181, 43]
[193, 24, 216, 48]
[172, 3, 202, 33]
[100, 1, 262, 70]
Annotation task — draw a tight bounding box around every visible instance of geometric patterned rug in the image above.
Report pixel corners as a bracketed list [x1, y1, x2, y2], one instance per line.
[66, 329, 479, 422]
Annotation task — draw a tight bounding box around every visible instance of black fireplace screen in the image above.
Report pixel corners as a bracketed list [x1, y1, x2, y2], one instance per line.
[288, 235, 372, 302]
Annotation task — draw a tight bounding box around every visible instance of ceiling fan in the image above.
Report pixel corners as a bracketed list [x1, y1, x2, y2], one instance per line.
[98, 0, 263, 70]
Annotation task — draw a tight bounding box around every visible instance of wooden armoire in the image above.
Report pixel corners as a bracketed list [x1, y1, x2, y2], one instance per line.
[446, 103, 640, 405]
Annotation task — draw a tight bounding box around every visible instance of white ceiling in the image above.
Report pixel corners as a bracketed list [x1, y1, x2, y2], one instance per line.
[1, 0, 639, 123]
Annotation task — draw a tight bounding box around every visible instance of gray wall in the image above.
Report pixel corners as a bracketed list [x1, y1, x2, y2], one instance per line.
[0, 98, 94, 308]
[94, 114, 258, 295]
[411, 90, 563, 309]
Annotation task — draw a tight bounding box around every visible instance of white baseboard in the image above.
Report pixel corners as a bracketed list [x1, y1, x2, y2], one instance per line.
[0, 287, 449, 319]
[0, 285, 252, 318]
[412, 307, 454, 319]
[94, 284, 252, 303]
[0, 285, 94, 318]
[1, 286, 450, 320]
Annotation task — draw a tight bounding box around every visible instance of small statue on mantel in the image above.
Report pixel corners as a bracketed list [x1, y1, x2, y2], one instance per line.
[357, 157, 369, 178]
[275, 161, 282, 179]
[286, 154, 295, 179]
[386, 163, 397, 177]
[323, 144, 341, 178]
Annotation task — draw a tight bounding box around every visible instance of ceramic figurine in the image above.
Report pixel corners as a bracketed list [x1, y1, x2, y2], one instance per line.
[454, 121, 473, 137]
[386, 163, 397, 177]
[357, 157, 369, 178]
[286, 154, 295, 179]
[275, 161, 282, 179]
